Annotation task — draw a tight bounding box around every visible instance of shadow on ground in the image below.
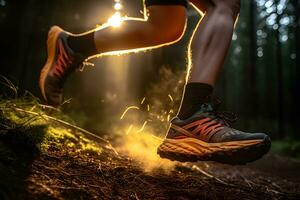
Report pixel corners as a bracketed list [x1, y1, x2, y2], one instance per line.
[0, 114, 47, 200]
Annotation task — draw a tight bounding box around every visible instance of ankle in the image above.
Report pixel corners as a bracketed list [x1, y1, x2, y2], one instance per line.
[67, 32, 98, 58]
[177, 82, 213, 120]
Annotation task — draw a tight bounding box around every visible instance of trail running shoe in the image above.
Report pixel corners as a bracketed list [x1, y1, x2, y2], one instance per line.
[157, 103, 271, 165]
[39, 26, 84, 106]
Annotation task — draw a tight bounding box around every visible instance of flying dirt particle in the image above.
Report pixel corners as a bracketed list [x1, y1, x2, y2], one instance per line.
[140, 97, 146, 105]
[137, 121, 148, 133]
[120, 106, 140, 120]
[168, 94, 174, 102]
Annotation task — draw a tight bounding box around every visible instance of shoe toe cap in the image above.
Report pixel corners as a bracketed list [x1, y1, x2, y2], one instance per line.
[46, 92, 63, 106]
[211, 128, 271, 143]
[229, 132, 271, 144]
[44, 76, 64, 106]
[244, 132, 269, 140]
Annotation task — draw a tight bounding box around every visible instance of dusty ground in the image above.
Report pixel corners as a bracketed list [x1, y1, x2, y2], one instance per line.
[0, 102, 300, 200]
[1, 134, 300, 199]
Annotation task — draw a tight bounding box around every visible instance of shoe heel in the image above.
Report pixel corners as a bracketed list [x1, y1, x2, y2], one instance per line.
[39, 26, 63, 101]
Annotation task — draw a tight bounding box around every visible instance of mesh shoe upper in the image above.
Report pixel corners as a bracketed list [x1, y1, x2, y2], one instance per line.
[167, 103, 268, 143]
[49, 32, 84, 84]
[43, 29, 85, 106]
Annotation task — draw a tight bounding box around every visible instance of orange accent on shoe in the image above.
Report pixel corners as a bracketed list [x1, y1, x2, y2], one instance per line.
[182, 118, 211, 130]
[178, 117, 224, 142]
[53, 40, 72, 77]
[39, 26, 63, 101]
[192, 120, 223, 136]
[174, 135, 188, 139]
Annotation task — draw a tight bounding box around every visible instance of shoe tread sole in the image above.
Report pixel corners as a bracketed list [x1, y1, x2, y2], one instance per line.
[157, 137, 271, 165]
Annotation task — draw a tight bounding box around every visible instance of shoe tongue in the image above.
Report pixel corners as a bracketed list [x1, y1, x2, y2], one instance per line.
[61, 33, 81, 60]
[195, 103, 215, 114]
[61, 34, 73, 54]
[173, 103, 218, 123]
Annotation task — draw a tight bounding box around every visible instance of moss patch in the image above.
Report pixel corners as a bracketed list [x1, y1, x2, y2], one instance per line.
[0, 97, 102, 157]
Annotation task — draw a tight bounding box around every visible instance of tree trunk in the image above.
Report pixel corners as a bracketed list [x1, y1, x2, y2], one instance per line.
[293, 0, 300, 138]
[16, 0, 39, 92]
[247, 0, 257, 118]
[275, 0, 284, 138]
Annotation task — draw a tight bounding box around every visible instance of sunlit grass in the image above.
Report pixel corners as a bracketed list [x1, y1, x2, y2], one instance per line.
[0, 94, 102, 156]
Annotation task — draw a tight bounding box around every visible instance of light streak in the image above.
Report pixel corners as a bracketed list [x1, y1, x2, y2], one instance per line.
[120, 106, 140, 120]
[151, 134, 163, 142]
[137, 121, 148, 133]
[147, 104, 150, 111]
[168, 94, 174, 102]
[140, 97, 146, 105]
[126, 124, 133, 135]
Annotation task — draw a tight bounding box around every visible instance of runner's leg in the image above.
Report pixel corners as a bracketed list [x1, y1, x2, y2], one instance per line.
[187, 0, 240, 85]
[40, 2, 187, 106]
[177, 0, 240, 119]
[68, 5, 187, 58]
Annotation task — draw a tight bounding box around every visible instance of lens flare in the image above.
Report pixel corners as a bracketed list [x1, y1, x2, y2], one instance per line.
[107, 12, 123, 27]
[114, 2, 122, 10]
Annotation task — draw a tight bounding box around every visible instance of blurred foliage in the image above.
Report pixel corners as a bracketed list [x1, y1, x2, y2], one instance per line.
[272, 140, 300, 159]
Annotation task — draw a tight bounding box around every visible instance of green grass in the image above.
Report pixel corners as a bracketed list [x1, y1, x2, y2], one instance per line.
[0, 74, 104, 162]
[271, 139, 300, 160]
[0, 94, 102, 159]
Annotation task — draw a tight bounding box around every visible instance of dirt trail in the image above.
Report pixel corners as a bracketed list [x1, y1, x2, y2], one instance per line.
[1, 137, 300, 200]
[0, 104, 299, 200]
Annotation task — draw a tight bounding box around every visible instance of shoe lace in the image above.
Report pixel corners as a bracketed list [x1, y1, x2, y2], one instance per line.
[202, 98, 238, 126]
[54, 41, 74, 83]
[56, 59, 74, 86]
[55, 40, 90, 85]
[79, 60, 95, 72]
[53, 61, 93, 91]
[213, 110, 238, 126]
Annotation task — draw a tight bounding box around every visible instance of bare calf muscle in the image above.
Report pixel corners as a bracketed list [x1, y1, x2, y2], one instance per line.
[95, 5, 187, 53]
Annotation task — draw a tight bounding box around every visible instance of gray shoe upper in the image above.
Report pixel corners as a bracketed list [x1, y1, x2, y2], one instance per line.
[168, 103, 269, 143]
